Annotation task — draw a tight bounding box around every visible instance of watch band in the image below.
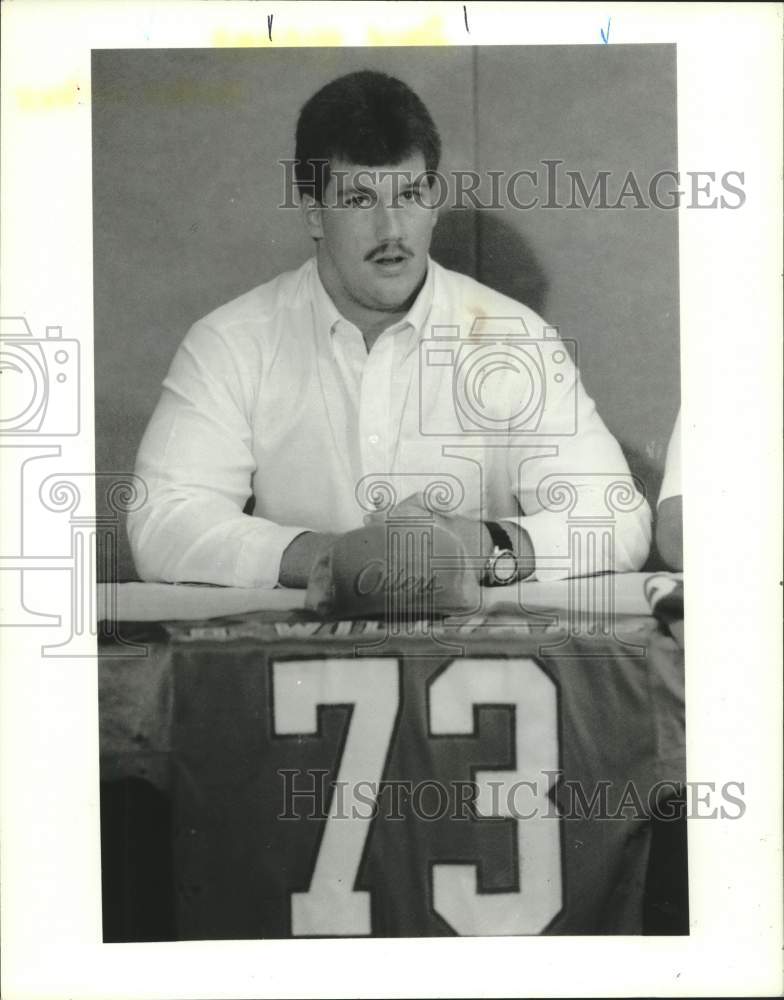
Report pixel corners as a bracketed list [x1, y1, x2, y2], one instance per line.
[484, 520, 515, 554]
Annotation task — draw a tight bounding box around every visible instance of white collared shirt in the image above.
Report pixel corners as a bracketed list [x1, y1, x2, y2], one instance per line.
[129, 257, 651, 587]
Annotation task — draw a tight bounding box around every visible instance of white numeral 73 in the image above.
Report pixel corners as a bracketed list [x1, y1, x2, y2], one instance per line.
[272, 656, 561, 936]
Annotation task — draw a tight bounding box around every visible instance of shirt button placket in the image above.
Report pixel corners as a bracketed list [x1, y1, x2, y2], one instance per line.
[360, 337, 393, 476]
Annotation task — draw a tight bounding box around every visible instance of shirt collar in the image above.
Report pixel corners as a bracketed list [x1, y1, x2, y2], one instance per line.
[309, 256, 436, 350]
[309, 257, 344, 335]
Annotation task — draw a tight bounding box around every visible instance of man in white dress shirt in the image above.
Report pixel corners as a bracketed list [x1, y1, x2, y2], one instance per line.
[128, 70, 651, 590]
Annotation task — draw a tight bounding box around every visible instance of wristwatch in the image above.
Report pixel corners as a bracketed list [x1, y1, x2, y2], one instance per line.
[482, 521, 519, 586]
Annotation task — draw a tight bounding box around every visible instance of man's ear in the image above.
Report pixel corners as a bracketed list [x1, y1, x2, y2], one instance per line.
[300, 194, 324, 241]
[429, 200, 440, 232]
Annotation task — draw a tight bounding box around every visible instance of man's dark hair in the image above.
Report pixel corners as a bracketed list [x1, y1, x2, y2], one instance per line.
[294, 70, 441, 203]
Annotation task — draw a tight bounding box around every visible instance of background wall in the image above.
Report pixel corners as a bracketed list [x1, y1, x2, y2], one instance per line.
[92, 45, 680, 581]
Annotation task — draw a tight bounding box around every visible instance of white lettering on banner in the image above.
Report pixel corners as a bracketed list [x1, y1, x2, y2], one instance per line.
[429, 658, 562, 934]
[273, 622, 322, 638]
[272, 658, 399, 936]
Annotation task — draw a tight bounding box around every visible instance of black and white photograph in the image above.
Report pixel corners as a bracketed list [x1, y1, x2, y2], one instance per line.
[1, 3, 781, 998]
[93, 42, 686, 941]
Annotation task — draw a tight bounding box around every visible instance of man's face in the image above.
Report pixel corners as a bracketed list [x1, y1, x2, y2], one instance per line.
[304, 153, 439, 321]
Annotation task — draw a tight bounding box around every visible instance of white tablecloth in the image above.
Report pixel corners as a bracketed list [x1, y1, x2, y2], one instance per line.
[98, 572, 681, 622]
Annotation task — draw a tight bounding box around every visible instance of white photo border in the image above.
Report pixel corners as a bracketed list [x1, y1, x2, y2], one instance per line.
[1, 2, 782, 998]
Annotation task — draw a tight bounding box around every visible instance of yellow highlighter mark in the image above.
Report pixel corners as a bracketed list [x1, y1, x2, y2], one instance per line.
[16, 78, 88, 113]
[212, 12, 448, 48]
[366, 15, 448, 46]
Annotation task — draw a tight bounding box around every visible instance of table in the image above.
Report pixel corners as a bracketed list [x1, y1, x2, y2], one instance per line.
[98, 573, 686, 940]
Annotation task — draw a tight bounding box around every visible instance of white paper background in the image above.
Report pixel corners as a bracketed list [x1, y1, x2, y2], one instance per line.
[1, 2, 782, 997]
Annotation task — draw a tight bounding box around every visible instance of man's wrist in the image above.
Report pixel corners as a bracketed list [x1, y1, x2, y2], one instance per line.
[483, 520, 535, 583]
[501, 520, 535, 580]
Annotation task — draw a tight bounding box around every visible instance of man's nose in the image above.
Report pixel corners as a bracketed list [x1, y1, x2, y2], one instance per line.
[373, 200, 404, 242]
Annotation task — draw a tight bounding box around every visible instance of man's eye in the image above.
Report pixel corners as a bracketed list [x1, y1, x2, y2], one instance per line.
[347, 193, 372, 208]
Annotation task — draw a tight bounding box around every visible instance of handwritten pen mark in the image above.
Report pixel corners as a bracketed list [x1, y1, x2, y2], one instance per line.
[600, 17, 611, 44]
[267, 14, 273, 42]
[463, 4, 469, 33]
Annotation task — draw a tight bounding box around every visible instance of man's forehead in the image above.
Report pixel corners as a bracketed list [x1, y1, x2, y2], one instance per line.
[328, 154, 428, 188]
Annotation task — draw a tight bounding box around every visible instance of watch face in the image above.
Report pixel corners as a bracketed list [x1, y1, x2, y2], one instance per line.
[492, 550, 518, 584]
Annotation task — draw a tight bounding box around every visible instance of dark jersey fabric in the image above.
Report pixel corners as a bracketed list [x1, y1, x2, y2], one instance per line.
[161, 613, 684, 938]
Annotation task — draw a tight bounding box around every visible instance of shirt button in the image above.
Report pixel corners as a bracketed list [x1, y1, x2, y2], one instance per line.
[368, 434, 380, 446]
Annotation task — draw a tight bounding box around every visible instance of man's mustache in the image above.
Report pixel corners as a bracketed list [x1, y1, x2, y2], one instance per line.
[365, 242, 415, 262]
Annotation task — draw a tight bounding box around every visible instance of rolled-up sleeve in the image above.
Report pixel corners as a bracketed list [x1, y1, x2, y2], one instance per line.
[502, 335, 651, 580]
[127, 321, 309, 587]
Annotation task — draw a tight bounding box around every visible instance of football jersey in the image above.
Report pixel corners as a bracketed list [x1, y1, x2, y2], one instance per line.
[119, 610, 687, 938]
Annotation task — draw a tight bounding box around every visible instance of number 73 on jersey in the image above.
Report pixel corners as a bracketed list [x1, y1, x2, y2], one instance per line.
[273, 655, 562, 937]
